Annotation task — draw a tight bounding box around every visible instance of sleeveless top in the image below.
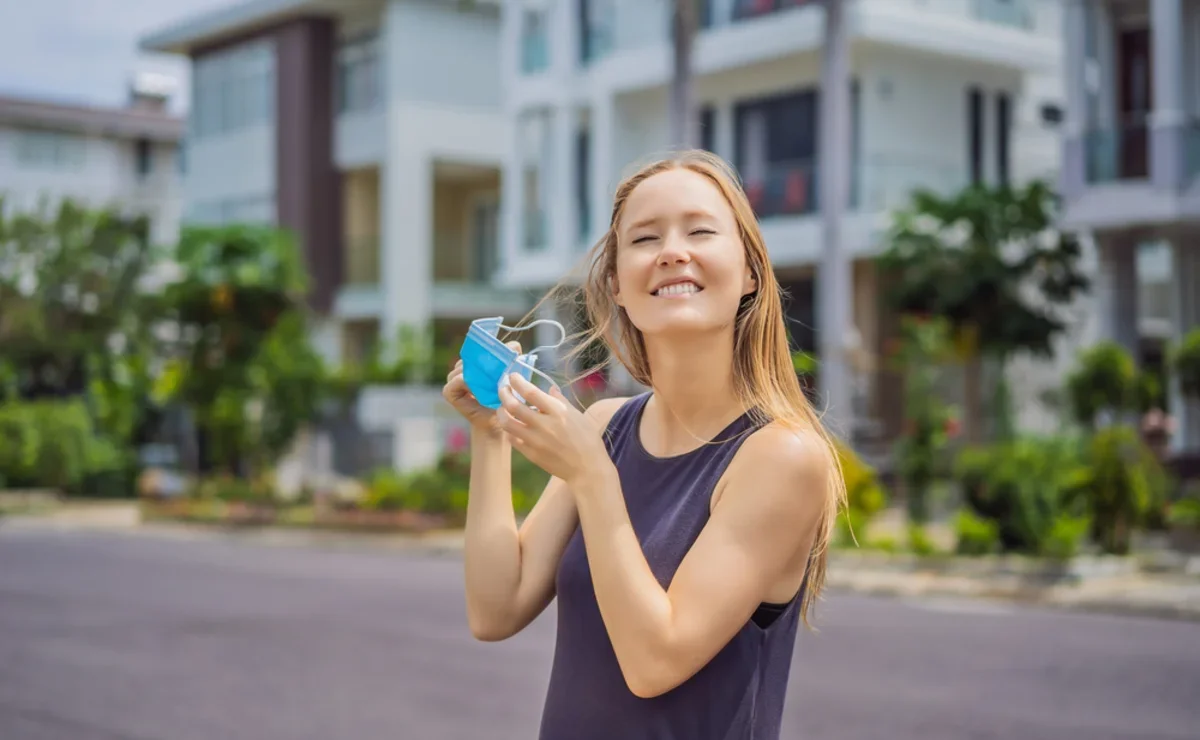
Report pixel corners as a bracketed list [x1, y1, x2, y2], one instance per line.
[538, 392, 805, 740]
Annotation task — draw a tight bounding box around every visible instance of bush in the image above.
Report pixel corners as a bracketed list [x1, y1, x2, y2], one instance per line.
[1041, 515, 1090, 561]
[834, 442, 888, 545]
[1169, 328, 1200, 398]
[907, 524, 938, 556]
[1065, 342, 1139, 429]
[954, 436, 1085, 555]
[1069, 425, 1167, 555]
[954, 509, 1000, 556]
[0, 400, 127, 494]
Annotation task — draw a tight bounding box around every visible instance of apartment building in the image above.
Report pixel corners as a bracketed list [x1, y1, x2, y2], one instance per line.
[500, 0, 1063, 440]
[140, 0, 529, 369]
[1060, 0, 1200, 452]
[0, 78, 183, 248]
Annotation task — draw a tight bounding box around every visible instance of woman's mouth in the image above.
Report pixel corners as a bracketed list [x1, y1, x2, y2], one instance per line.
[653, 281, 703, 298]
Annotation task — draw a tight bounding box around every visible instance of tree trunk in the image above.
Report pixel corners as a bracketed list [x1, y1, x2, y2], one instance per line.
[669, 0, 698, 148]
[963, 353, 985, 444]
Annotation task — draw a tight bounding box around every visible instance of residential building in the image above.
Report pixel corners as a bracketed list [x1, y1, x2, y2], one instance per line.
[0, 77, 183, 248]
[1059, 0, 1200, 452]
[139, 0, 528, 371]
[500, 0, 1063, 442]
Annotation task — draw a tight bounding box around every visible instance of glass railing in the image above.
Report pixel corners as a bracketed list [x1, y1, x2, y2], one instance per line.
[856, 159, 968, 213]
[1187, 122, 1200, 180]
[521, 30, 549, 75]
[523, 209, 546, 250]
[971, 0, 1035, 30]
[1084, 124, 1149, 183]
[742, 161, 819, 219]
[344, 236, 381, 286]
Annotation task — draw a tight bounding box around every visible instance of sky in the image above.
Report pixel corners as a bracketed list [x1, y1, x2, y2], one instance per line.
[0, 0, 232, 114]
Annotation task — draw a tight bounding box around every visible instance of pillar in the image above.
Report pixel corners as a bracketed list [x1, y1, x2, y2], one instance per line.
[499, 0, 525, 277]
[1169, 240, 1200, 452]
[1151, 0, 1186, 190]
[589, 95, 615, 246]
[1061, 0, 1089, 198]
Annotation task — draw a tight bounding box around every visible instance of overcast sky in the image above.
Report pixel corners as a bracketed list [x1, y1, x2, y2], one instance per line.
[0, 0, 231, 114]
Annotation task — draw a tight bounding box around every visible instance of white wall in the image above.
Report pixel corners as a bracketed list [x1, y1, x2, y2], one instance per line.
[387, 0, 502, 110]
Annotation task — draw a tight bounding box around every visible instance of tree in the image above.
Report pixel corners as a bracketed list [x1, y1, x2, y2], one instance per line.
[669, 0, 699, 148]
[154, 224, 325, 475]
[875, 180, 1090, 443]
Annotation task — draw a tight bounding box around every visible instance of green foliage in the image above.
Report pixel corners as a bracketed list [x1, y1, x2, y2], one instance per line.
[834, 442, 888, 545]
[907, 524, 939, 556]
[1070, 425, 1167, 555]
[1065, 342, 1139, 429]
[1169, 328, 1200, 399]
[875, 180, 1089, 361]
[155, 224, 324, 473]
[954, 509, 1000, 556]
[892, 316, 957, 524]
[0, 399, 126, 494]
[1167, 497, 1200, 529]
[954, 436, 1086, 555]
[1042, 514, 1090, 561]
[194, 474, 279, 507]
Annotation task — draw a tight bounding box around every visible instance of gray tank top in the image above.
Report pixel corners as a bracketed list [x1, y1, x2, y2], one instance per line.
[538, 392, 804, 740]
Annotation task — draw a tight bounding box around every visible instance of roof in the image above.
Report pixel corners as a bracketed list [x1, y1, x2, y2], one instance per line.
[0, 95, 183, 143]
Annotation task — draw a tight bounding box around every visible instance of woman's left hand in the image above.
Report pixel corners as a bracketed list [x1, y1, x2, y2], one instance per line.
[497, 373, 613, 486]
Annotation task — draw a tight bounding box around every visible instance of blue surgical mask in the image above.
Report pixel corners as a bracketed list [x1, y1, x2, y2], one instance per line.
[460, 316, 566, 409]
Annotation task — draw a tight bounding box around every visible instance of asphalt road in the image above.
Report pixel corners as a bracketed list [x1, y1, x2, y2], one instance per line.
[0, 527, 1197, 740]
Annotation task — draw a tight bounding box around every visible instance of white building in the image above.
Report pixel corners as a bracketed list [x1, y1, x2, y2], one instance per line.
[500, 0, 1064, 441]
[140, 0, 530, 369]
[0, 79, 184, 248]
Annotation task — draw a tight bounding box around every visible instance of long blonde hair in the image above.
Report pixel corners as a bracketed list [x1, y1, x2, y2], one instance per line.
[529, 149, 847, 627]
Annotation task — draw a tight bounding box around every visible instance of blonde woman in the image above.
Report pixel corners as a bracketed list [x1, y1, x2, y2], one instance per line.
[443, 150, 846, 739]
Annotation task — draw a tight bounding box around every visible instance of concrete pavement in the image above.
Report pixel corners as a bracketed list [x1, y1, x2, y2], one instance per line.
[1, 526, 1198, 739]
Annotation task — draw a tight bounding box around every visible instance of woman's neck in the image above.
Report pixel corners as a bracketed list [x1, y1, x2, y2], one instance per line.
[641, 331, 745, 446]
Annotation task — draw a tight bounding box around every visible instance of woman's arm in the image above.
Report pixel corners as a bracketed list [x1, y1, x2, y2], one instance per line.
[569, 426, 827, 697]
[462, 396, 628, 641]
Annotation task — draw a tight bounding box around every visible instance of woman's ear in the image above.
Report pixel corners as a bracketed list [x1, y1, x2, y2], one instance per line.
[611, 275, 624, 307]
[742, 268, 757, 297]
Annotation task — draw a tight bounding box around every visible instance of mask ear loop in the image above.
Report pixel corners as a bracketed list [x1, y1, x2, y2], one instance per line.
[497, 320, 568, 406]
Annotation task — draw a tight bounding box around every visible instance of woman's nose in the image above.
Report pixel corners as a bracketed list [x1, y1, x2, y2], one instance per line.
[656, 234, 692, 266]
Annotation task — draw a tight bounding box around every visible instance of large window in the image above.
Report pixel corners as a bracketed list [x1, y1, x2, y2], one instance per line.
[337, 32, 381, 114]
[15, 129, 86, 171]
[191, 40, 275, 139]
[185, 195, 276, 226]
[734, 89, 819, 217]
[968, 86, 984, 185]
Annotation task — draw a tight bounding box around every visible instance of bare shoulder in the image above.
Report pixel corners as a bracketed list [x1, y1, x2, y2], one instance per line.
[583, 395, 631, 428]
[715, 421, 833, 517]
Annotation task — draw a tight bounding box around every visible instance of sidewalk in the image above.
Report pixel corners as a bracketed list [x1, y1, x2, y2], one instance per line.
[5, 503, 1200, 622]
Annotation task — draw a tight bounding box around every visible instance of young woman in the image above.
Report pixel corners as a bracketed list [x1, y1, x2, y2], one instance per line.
[442, 150, 847, 739]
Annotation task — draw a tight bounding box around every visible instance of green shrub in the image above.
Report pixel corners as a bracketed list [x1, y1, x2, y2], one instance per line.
[1065, 342, 1139, 429]
[1167, 497, 1200, 529]
[907, 524, 938, 556]
[954, 436, 1085, 555]
[0, 400, 126, 494]
[1041, 514, 1090, 561]
[1069, 425, 1166, 555]
[834, 442, 888, 545]
[954, 509, 1000, 556]
[1169, 328, 1200, 398]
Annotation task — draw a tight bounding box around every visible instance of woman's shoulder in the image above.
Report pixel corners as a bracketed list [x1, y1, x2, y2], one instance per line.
[583, 395, 636, 429]
[719, 421, 833, 503]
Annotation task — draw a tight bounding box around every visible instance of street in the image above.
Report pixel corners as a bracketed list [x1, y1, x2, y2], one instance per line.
[0, 528, 1197, 740]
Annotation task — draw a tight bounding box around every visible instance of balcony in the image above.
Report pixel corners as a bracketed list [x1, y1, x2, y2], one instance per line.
[971, 0, 1035, 29]
[344, 236, 382, 287]
[1084, 125, 1149, 184]
[744, 161, 819, 219]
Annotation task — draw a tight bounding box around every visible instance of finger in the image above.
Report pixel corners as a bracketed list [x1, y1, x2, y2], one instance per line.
[499, 384, 541, 426]
[505, 340, 522, 353]
[495, 402, 529, 434]
[447, 361, 463, 381]
[509, 373, 560, 413]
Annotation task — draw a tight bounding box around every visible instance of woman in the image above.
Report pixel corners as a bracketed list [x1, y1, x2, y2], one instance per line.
[442, 150, 847, 739]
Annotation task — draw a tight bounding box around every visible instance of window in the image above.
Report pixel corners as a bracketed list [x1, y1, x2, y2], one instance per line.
[734, 89, 820, 217]
[967, 87, 984, 185]
[190, 40, 275, 139]
[996, 92, 1011, 186]
[521, 11, 549, 74]
[698, 105, 715, 154]
[15, 129, 86, 170]
[1039, 103, 1063, 125]
[185, 194, 276, 226]
[337, 32, 381, 114]
[136, 139, 153, 178]
[472, 200, 500, 282]
[579, 0, 613, 64]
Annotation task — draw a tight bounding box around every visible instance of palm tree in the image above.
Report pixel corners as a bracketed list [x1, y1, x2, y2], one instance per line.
[817, 0, 855, 440]
[668, 0, 699, 148]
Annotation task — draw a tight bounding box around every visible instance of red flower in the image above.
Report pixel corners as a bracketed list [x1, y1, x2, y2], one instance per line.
[944, 417, 961, 438]
[445, 426, 469, 454]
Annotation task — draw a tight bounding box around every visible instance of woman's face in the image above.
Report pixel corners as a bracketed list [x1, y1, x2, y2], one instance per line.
[613, 168, 756, 338]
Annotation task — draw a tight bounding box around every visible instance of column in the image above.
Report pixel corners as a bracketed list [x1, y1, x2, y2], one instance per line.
[1169, 240, 1200, 453]
[1095, 235, 1139, 360]
[1061, 0, 1089, 198]
[714, 100, 735, 163]
[589, 94, 615, 247]
[550, 105, 578, 257]
[1151, 0, 1186, 189]
[500, 1, 526, 278]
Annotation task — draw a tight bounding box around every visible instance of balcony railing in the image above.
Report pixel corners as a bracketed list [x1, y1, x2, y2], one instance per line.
[732, 0, 814, 22]
[344, 236, 381, 286]
[1084, 124, 1150, 184]
[1188, 122, 1200, 180]
[971, 0, 1035, 29]
[524, 209, 546, 250]
[858, 159, 967, 212]
[743, 161, 819, 219]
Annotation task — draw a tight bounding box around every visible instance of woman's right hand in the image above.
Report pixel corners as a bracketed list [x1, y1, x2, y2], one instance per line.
[443, 341, 520, 433]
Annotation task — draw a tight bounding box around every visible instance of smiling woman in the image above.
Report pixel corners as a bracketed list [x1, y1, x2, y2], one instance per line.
[442, 149, 847, 740]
